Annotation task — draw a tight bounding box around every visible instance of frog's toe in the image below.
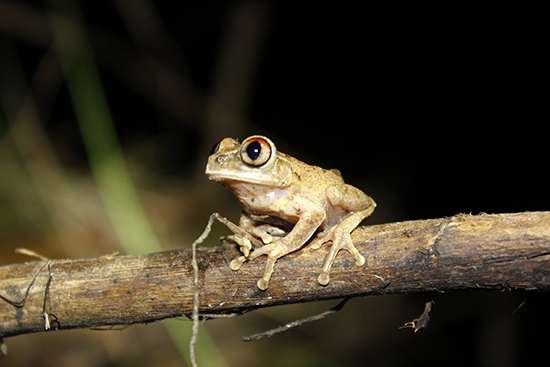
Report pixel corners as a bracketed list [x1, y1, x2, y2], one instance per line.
[258, 232, 274, 244]
[309, 237, 324, 250]
[339, 236, 365, 266]
[318, 272, 330, 286]
[228, 235, 252, 257]
[309, 228, 334, 250]
[230, 255, 247, 270]
[240, 246, 250, 257]
[353, 253, 366, 266]
[257, 278, 269, 290]
[256, 255, 278, 290]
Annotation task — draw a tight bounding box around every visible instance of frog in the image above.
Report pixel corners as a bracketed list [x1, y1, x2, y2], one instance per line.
[205, 135, 376, 290]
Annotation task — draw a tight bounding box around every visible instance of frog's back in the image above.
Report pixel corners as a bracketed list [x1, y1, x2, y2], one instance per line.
[278, 152, 344, 195]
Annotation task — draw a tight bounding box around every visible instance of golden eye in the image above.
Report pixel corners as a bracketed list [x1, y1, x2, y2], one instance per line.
[240, 136, 276, 167]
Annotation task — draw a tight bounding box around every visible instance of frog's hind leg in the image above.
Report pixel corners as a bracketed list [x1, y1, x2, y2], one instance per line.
[317, 210, 371, 285]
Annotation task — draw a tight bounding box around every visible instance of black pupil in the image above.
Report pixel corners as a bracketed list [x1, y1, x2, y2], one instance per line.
[246, 141, 262, 161]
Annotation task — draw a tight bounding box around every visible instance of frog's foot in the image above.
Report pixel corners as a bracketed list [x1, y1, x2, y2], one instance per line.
[317, 227, 365, 286]
[228, 234, 253, 257]
[245, 239, 297, 290]
[228, 234, 258, 270]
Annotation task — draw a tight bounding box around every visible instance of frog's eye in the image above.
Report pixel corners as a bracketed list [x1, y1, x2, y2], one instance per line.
[240, 136, 276, 167]
[210, 141, 222, 156]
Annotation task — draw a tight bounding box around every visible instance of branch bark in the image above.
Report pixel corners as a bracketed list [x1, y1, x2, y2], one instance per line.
[1, 211, 550, 338]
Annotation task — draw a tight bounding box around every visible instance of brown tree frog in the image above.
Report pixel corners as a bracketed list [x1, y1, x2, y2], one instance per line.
[206, 135, 376, 290]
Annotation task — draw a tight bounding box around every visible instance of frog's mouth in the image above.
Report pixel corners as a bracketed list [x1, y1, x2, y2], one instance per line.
[205, 153, 293, 187]
[206, 171, 279, 186]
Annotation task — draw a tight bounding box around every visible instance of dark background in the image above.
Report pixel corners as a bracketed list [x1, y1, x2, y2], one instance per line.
[1, 1, 548, 366]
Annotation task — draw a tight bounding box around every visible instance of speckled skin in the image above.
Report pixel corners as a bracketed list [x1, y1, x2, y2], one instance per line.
[206, 136, 376, 290]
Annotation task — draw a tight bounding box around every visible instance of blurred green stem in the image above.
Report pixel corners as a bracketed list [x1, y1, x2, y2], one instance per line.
[47, 2, 228, 365]
[48, 1, 161, 255]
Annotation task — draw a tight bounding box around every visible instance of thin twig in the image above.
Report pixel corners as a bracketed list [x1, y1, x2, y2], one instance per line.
[0, 261, 50, 308]
[242, 298, 350, 341]
[14, 248, 49, 261]
[190, 213, 218, 367]
[400, 300, 434, 332]
[42, 261, 55, 330]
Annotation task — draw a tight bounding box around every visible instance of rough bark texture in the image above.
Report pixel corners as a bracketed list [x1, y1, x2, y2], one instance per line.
[1, 212, 549, 338]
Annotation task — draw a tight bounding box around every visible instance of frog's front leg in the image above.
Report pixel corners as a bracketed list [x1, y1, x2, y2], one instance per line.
[238, 199, 326, 290]
[251, 214, 325, 290]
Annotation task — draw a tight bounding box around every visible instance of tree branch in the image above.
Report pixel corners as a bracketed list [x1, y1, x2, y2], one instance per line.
[1, 212, 550, 338]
